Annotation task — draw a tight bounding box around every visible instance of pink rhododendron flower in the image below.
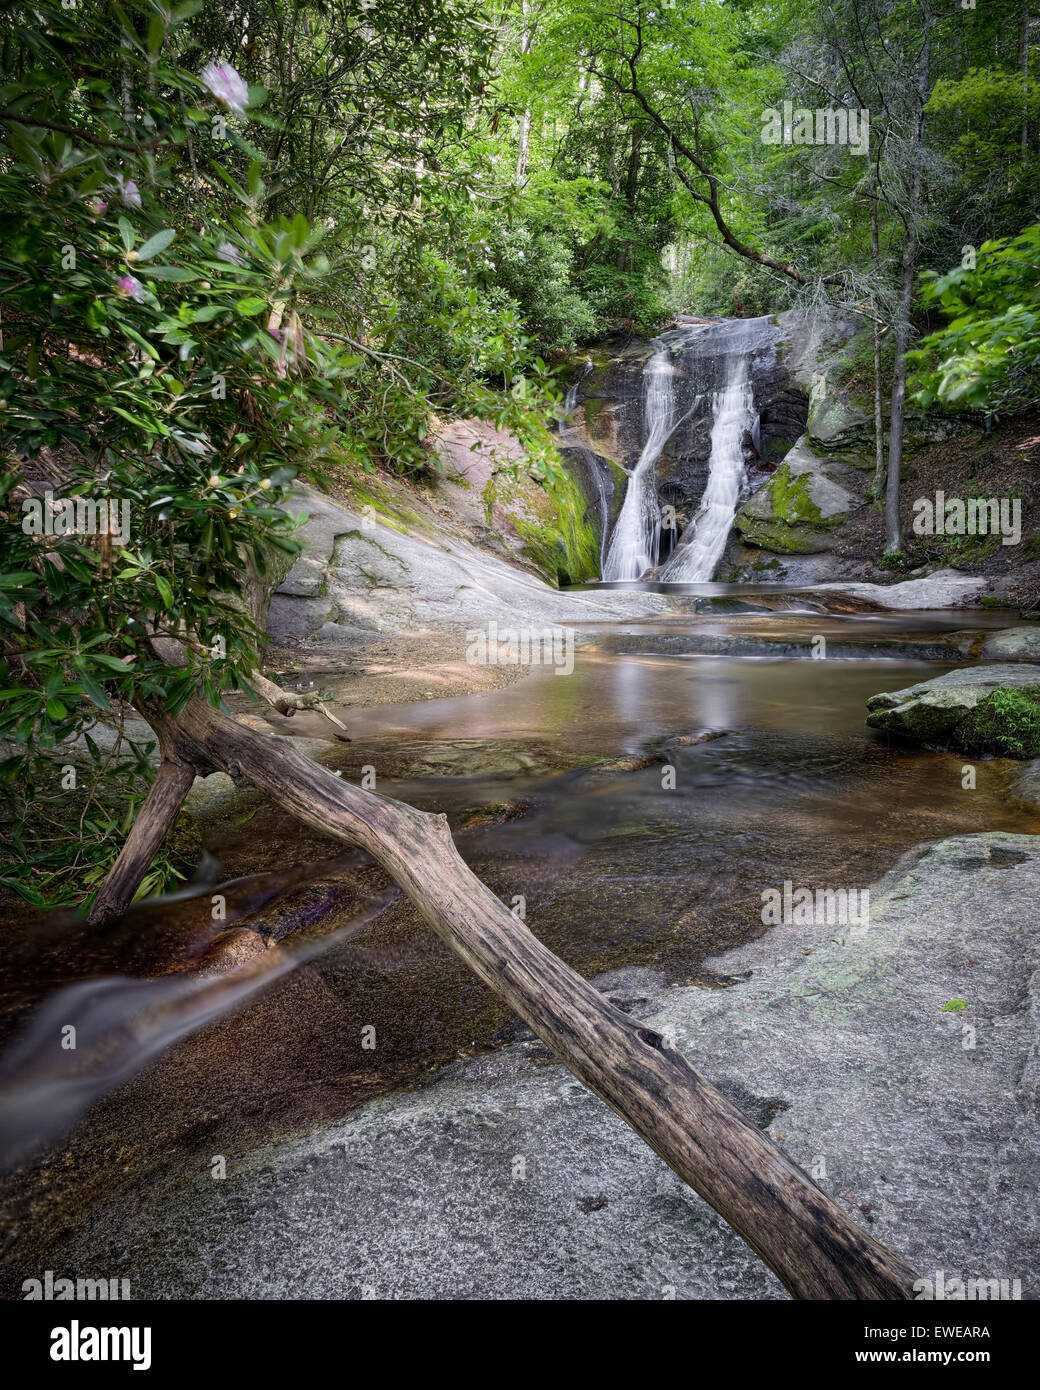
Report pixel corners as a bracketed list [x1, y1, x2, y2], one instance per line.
[200, 60, 249, 117]
[113, 176, 141, 208]
[115, 274, 145, 302]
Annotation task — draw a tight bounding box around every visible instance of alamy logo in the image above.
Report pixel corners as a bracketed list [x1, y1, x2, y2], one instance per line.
[761, 880, 870, 932]
[760, 101, 869, 155]
[50, 1320, 151, 1371]
[21, 492, 131, 542]
[23, 1271, 130, 1300]
[913, 1270, 1021, 1301]
[466, 620, 575, 676]
[912, 492, 1021, 546]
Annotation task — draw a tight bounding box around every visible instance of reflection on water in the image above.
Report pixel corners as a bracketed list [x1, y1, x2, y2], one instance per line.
[1, 603, 1037, 1271]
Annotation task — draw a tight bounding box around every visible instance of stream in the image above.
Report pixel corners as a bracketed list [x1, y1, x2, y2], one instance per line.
[1, 594, 1037, 1263]
[1, 310, 1036, 1274]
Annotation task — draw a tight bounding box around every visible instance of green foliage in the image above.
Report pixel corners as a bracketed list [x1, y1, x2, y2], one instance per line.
[910, 226, 1040, 417]
[954, 687, 1040, 760]
[4, 0, 1040, 908]
[0, 0, 560, 908]
[0, 728, 192, 907]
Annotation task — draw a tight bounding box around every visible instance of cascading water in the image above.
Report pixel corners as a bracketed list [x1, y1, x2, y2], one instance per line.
[602, 332, 686, 580]
[660, 339, 756, 582]
[599, 315, 778, 584]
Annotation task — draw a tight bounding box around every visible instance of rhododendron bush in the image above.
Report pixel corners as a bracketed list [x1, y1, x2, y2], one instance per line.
[0, 0, 556, 904]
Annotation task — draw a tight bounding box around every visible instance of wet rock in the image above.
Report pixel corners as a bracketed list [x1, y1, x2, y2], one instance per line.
[194, 929, 282, 977]
[806, 379, 873, 458]
[662, 729, 731, 748]
[866, 664, 1040, 744]
[460, 799, 533, 829]
[816, 570, 990, 609]
[183, 772, 240, 818]
[735, 436, 860, 554]
[578, 316, 809, 523]
[47, 833, 1039, 1299]
[269, 487, 684, 647]
[585, 752, 671, 776]
[979, 626, 1040, 662]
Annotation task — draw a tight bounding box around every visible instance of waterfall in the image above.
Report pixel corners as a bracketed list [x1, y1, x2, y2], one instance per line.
[660, 346, 756, 582]
[599, 315, 778, 584]
[601, 335, 680, 580]
[561, 362, 611, 567]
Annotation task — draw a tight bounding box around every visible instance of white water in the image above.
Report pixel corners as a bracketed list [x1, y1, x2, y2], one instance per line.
[601, 337, 680, 580]
[661, 347, 756, 582]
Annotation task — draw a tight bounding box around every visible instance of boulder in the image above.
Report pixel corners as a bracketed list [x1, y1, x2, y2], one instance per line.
[806, 374, 874, 458]
[978, 626, 1040, 662]
[269, 487, 684, 646]
[816, 569, 990, 609]
[734, 435, 859, 553]
[866, 664, 1040, 743]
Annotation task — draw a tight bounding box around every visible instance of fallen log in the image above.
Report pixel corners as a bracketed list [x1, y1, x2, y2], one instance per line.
[94, 689, 918, 1299]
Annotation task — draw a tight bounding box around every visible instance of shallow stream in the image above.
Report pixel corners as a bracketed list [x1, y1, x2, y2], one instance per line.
[1, 594, 1037, 1275]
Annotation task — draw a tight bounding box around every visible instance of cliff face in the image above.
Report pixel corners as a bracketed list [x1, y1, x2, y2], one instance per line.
[560, 309, 1037, 593]
[567, 315, 810, 546]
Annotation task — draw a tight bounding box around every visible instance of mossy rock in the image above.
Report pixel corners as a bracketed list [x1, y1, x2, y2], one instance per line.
[952, 688, 1040, 760]
[807, 391, 872, 452]
[735, 440, 856, 554]
[497, 465, 600, 585]
[866, 666, 1040, 752]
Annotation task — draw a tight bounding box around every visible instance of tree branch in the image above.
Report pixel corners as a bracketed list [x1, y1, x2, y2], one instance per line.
[88, 755, 198, 924]
[589, 63, 805, 284]
[135, 689, 918, 1300]
[0, 109, 166, 152]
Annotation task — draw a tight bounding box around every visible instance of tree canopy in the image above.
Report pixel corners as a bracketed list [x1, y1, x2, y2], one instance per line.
[2, 0, 1038, 905]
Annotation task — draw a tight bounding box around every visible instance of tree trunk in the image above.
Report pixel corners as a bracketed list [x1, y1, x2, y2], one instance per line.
[884, 247, 914, 552]
[615, 126, 643, 271]
[89, 755, 198, 923]
[514, 0, 534, 184]
[871, 169, 886, 500]
[97, 689, 919, 1300]
[884, 41, 931, 554]
[1023, 8, 1032, 156]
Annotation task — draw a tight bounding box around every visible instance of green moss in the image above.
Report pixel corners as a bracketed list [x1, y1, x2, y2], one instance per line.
[866, 697, 966, 741]
[510, 464, 599, 585]
[771, 467, 827, 524]
[953, 687, 1040, 759]
[736, 463, 841, 553]
[336, 476, 425, 535]
[582, 396, 604, 431]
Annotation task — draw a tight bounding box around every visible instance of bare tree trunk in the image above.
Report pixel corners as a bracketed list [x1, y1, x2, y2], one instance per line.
[95, 688, 919, 1299]
[515, 108, 531, 184]
[615, 125, 643, 272]
[514, 0, 534, 184]
[884, 245, 915, 551]
[871, 168, 886, 500]
[884, 41, 931, 554]
[89, 756, 198, 923]
[1023, 8, 1032, 156]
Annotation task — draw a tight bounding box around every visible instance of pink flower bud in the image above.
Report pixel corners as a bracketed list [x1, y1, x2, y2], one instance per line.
[113, 176, 142, 209]
[116, 274, 145, 302]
